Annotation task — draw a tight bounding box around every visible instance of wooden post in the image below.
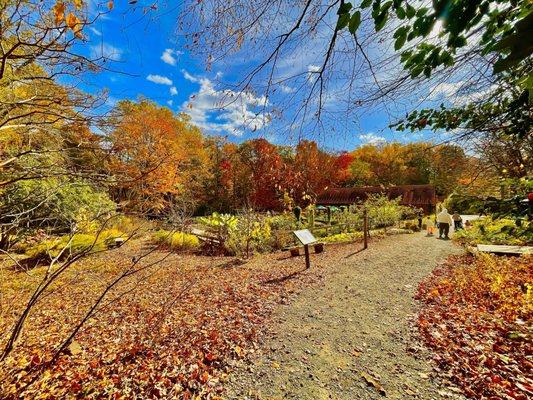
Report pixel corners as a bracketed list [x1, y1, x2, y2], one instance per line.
[363, 209, 368, 250]
[304, 244, 310, 269]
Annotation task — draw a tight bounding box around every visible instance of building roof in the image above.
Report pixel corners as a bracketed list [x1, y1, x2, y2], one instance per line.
[316, 184, 436, 207]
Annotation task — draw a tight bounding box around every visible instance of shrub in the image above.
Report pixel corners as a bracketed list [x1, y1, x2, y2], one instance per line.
[454, 217, 532, 246]
[99, 229, 126, 246]
[24, 228, 126, 262]
[26, 234, 103, 261]
[366, 194, 402, 229]
[335, 205, 363, 230]
[106, 215, 146, 235]
[322, 232, 363, 243]
[403, 220, 421, 232]
[267, 213, 299, 231]
[225, 211, 272, 258]
[152, 230, 200, 252]
[1, 178, 115, 231]
[198, 212, 238, 242]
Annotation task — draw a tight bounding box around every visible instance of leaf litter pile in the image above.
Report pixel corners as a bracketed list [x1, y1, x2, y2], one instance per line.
[416, 254, 532, 399]
[0, 241, 327, 399]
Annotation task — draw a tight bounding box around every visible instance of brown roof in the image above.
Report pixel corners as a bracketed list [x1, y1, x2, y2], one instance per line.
[317, 184, 436, 207]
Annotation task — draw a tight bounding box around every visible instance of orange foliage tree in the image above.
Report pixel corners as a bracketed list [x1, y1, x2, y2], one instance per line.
[106, 100, 208, 213]
[292, 140, 338, 205]
[343, 142, 470, 196]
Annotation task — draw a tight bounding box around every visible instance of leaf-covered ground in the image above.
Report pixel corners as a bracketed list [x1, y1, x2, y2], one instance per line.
[0, 240, 332, 399]
[416, 254, 533, 400]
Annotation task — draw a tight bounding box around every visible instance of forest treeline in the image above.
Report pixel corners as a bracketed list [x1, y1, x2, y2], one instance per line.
[2, 97, 481, 225]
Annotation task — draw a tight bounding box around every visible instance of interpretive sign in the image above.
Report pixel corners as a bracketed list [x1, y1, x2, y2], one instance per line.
[293, 229, 317, 246]
[292, 229, 317, 269]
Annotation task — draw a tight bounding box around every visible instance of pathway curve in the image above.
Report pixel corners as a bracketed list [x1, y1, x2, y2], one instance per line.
[226, 233, 465, 399]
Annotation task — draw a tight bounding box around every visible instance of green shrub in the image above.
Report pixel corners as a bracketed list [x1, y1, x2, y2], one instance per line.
[1, 178, 115, 231]
[335, 205, 363, 230]
[267, 213, 299, 230]
[106, 215, 146, 235]
[454, 218, 532, 246]
[198, 212, 238, 242]
[99, 229, 125, 246]
[152, 230, 200, 252]
[366, 194, 402, 229]
[444, 193, 484, 215]
[26, 234, 103, 261]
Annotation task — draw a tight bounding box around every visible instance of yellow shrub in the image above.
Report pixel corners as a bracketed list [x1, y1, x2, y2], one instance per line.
[25, 230, 125, 262]
[152, 230, 200, 252]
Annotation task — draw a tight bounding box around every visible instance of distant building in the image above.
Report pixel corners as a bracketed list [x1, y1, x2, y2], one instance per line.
[316, 184, 437, 213]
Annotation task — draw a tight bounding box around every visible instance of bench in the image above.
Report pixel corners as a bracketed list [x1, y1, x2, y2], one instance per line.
[476, 244, 532, 255]
[190, 228, 223, 253]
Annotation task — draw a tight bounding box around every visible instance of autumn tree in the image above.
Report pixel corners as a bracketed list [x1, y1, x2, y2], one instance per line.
[338, 142, 470, 196]
[291, 140, 338, 205]
[334, 152, 354, 185]
[106, 100, 208, 213]
[0, 0, 115, 185]
[237, 139, 285, 210]
[1, 0, 116, 245]
[201, 137, 234, 213]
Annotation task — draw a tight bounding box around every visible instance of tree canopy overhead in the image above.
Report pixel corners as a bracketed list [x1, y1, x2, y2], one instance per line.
[180, 0, 531, 145]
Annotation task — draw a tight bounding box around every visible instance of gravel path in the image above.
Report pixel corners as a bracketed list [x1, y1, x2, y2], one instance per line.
[226, 233, 465, 399]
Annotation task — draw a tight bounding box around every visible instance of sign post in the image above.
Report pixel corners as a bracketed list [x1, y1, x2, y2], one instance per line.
[303, 243, 310, 269]
[363, 209, 368, 250]
[293, 229, 317, 269]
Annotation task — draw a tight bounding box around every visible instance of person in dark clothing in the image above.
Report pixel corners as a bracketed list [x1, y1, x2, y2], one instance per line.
[452, 212, 462, 230]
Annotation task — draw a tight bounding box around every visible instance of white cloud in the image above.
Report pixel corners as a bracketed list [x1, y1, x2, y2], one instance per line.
[90, 43, 122, 61]
[280, 84, 296, 93]
[161, 48, 183, 66]
[307, 64, 320, 82]
[147, 74, 173, 85]
[359, 133, 386, 145]
[180, 71, 271, 136]
[170, 86, 178, 96]
[89, 27, 102, 36]
[167, 100, 173, 106]
[452, 84, 499, 106]
[428, 81, 499, 106]
[428, 82, 463, 100]
[182, 69, 198, 83]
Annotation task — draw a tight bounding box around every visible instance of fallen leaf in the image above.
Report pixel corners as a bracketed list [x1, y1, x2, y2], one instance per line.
[361, 372, 386, 396]
[68, 341, 82, 356]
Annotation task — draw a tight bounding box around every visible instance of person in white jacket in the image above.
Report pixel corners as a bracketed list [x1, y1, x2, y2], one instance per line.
[436, 208, 453, 239]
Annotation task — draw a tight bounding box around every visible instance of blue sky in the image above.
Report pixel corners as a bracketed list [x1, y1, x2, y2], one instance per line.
[75, 1, 452, 151]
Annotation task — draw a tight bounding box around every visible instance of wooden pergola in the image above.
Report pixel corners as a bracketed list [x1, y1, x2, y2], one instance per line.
[316, 184, 437, 214]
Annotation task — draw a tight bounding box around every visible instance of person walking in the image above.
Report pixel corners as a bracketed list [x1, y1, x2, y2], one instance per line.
[417, 209, 423, 230]
[436, 208, 453, 240]
[452, 211, 462, 230]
